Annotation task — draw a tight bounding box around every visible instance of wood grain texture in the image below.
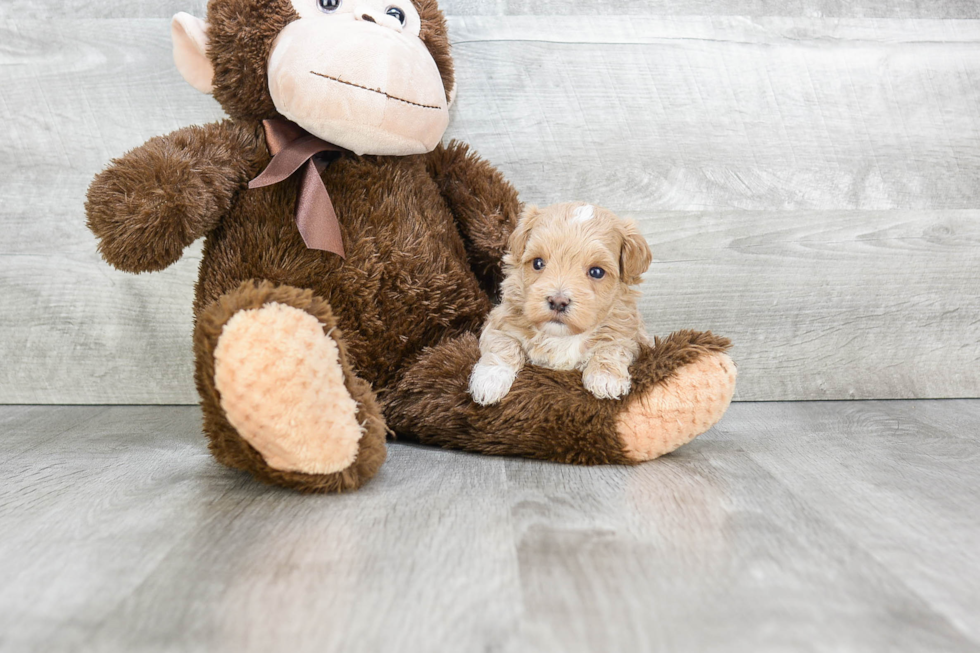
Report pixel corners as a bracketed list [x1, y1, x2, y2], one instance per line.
[0, 19, 223, 404]
[3, 0, 977, 19]
[449, 17, 980, 211]
[2, 15, 979, 402]
[446, 0, 980, 17]
[639, 210, 980, 401]
[721, 400, 980, 644]
[0, 402, 978, 651]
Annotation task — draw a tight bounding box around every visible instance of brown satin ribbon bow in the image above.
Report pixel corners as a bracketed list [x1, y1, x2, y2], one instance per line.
[249, 118, 348, 258]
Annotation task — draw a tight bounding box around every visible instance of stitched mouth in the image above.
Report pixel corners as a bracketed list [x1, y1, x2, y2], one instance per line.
[310, 71, 442, 110]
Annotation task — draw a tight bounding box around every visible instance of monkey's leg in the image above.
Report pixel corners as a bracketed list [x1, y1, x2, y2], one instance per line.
[384, 332, 736, 465]
[195, 280, 386, 492]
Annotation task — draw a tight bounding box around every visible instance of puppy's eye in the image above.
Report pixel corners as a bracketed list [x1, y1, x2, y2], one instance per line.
[532, 258, 546, 271]
[386, 6, 406, 23]
[589, 267, 606, 279]
[318, 0, 341, 12]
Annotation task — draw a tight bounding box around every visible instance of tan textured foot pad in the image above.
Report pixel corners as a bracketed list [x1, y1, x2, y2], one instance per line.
[213, 302, 363, 475]
[616, 352, 737, 462]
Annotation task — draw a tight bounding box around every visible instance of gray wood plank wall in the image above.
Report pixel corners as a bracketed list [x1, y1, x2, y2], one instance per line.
[2, 2, 979, 403]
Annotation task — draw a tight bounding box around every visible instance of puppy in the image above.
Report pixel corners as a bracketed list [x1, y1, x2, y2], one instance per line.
[469, 202, 653, 405]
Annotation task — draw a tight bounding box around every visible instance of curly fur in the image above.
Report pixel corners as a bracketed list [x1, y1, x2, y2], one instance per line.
[471, 203, 653, 403]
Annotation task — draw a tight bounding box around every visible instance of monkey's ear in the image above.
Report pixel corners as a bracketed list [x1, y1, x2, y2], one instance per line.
[619, 220, 653, 285]
[171, 12, 214, 94]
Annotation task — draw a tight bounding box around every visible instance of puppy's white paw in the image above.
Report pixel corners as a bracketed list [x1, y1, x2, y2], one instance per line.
[469, 362, 517, 406]
[583, 370, 632, 400]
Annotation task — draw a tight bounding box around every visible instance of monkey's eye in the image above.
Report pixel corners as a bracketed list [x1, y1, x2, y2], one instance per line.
[317, 0, 341, 12]
[532, 258, 546, 271]
[386, 6, 406, 23]
[589, 267, 606, 279]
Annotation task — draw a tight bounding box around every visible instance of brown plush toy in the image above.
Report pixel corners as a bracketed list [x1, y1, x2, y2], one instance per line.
[85, 0, 737, 493]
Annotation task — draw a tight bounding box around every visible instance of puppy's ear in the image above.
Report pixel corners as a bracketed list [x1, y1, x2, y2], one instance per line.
[507, 205, 542, 260]
[619, 220, 652, 285]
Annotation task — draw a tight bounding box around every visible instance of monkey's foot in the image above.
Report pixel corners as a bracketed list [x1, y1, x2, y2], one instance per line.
[616, 352, 737, 461]
[213, 302, 364, 475]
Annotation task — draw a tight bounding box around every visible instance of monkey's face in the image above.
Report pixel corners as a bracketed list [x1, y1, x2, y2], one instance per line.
[171, 0, 453, 156]
[268, 0, 450, 155]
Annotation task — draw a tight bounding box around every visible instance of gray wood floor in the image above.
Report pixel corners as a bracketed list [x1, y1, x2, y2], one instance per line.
[1, 402, 978, 652]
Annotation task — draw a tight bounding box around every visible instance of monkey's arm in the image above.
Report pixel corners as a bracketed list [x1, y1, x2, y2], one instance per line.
[86, 120, 263, 273]
[425, 140, 522, 297]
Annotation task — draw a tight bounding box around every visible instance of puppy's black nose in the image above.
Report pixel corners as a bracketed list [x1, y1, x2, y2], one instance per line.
[547, 295, 571, 313]
[362, 14, 376, 22]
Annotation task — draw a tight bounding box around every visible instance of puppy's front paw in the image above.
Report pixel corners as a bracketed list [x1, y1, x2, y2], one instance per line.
[469, 362, 517, 405]
[583, 369, 632, 400]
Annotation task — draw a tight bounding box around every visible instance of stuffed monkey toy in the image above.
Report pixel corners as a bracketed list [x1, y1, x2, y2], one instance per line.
[85, 0, 737, 493]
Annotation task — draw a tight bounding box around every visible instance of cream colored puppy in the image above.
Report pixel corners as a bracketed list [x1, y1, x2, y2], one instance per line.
[469, 202, 653, 405]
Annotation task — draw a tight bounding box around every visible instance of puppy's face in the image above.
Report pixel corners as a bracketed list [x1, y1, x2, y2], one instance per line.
[504, 203, 652, 336]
